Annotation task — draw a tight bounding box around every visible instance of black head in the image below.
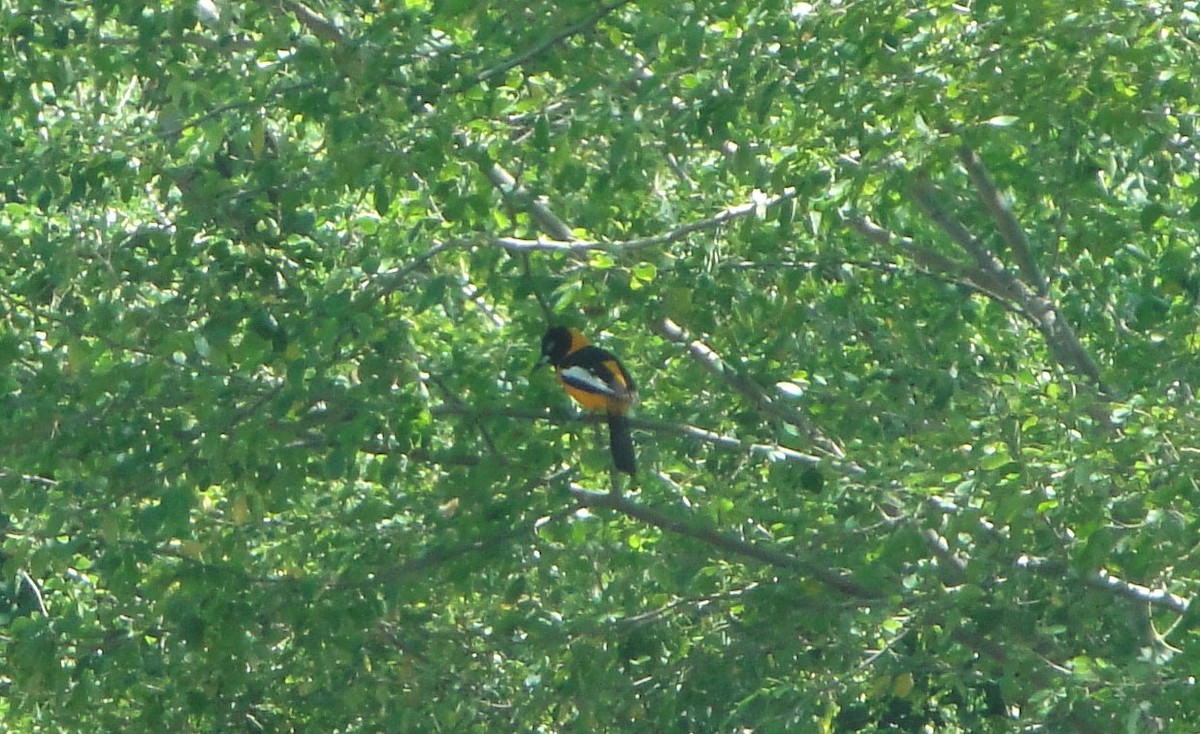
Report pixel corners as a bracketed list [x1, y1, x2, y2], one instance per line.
[536, 326, 574, 369]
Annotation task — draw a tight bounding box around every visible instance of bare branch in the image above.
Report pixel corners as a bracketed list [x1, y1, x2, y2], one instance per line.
[1089, 568, 1190, 616]
[883, 498, 970, 584]
[923, 528, 970, 582]
[650, 419, 824, 466]
[570, 485, 881, 600]
[610, 584, 762, 628]
[856, 625, 912, 671]
[927, 499, 1190, 616]
[653, 317, 805, 427]
[958, 146, 1048, 295]
[838, 234, 1033, 319]
[1036, 304, 1105, 386]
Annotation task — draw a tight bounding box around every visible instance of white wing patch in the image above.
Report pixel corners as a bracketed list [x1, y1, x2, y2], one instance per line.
[559, 365, 619, 397]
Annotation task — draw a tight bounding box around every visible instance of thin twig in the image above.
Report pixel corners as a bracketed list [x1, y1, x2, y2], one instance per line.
[611, 583, 761, 628]
[335, 469, 577, 589]
[475, 0, 635, 84]
[653, 317, 852, 464]
[18, 571, 49, 617]
[856, 625, 912, 671]
[362, 239, 468, 298]
[427, 404, 833, 469]
[425, 373, 501, 456]
[492, 188, 798, 254]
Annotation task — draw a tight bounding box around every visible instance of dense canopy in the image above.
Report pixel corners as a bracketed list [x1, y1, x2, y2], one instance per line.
[3, 0, 1200, 731]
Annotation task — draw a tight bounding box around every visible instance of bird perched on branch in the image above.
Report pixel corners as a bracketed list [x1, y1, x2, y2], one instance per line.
[536, 326, 637, 475]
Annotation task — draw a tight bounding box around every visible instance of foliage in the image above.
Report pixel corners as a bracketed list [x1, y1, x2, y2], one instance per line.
[2, 0, 1200, 731]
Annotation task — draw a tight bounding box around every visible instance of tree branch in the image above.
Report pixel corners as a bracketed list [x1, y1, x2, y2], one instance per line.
[0, 470, 59, 488]
[18, 571, 49, 617]
[899, 180, 1104, 386]
[849, 215, 984, 284]
[335, 469, 578, 589]
[569, 485, 881, 600]
[474, 0, 635, 84]
[492, 188, 798, 254]
[278, 0, 345, 45]
[925, 499, 1190, 617]
[1016, 556, 1190, 617]
[910, 175, 1012, 280]
[428, 404, 829, 468]
[464, 139, 576, 241]
[573, 486, 1066, 685]
[96, 31, 258, 52]
[652, 317, 856, 467]
[1085, 568, 1190, 615]
[424, 372, 500, 456]
[958, 146, 1048, 295]
[648, 419, 825, 466]
[924, 528, 970, 582]
[362, 238, 469, 298]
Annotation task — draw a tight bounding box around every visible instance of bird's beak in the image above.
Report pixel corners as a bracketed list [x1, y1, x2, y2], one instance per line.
[532, 353, 549, 373]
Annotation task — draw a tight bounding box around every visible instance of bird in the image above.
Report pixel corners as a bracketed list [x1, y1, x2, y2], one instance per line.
[535, 326, 637, 475]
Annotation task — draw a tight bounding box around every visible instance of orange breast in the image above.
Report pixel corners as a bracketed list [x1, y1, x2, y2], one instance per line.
[561, 382, 619, 412]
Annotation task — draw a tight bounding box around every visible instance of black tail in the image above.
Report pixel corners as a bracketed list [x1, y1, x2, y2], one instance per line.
[607, 413, 636, 475]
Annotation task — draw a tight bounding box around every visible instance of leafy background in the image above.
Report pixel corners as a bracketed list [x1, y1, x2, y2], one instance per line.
[3, 0, 1200, 731]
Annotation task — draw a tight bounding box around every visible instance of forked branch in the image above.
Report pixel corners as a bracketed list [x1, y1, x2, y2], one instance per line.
[958, 146, 1048, 295]
[857, 163, 1103, 387]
